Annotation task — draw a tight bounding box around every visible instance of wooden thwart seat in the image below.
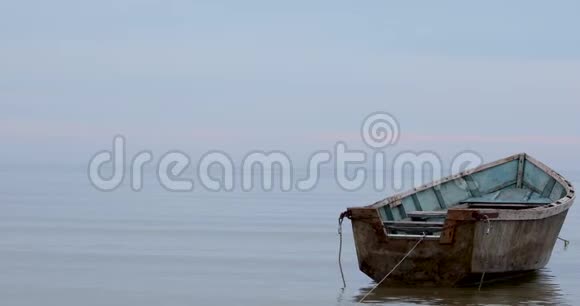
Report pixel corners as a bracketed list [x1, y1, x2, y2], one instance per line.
[465, 203, 545, 209]
[460, 198, 550, 209]
[461, 198, 551, 204]
[407, 211, 447, 220]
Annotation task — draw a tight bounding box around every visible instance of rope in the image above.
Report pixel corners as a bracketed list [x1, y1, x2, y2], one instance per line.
[478, 272, 486, 291]
[482, 215, 492, 235]
[358, 233, 426, 304]
[338, 211, 497, 295]
[338, 213, 347, 288]
[337, 213, 464, 296]
[557, 236, 570, 249]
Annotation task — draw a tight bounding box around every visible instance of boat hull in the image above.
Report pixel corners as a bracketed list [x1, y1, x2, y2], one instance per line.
[347, 154, 575, 286]
[348, 204, 571, 286]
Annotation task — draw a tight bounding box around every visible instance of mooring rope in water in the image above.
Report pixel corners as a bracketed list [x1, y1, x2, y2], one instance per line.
[338, 211, 501, 296]
[557, 236, 570, 249]
[357, 233, 427, 304]
[478, 215, 492, 291]
[338, 212, 347, 288]
[478, 272, 486, 291]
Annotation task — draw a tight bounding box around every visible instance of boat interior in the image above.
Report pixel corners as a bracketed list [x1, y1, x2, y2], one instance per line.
[374, 155, 569, 237]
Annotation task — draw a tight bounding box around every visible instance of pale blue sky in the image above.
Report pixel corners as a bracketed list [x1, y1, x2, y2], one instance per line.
[1, 1, 579, 168]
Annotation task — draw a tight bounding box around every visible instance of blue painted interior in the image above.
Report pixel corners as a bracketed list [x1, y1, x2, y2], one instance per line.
[380, 156, 565, 221]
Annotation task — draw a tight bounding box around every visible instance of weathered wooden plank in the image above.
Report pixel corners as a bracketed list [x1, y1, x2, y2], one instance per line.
[461, 198, 551, 204]
[407, 211, 447, 218]
[384, 207, 394, 220]
[411, 194, 422, 211]
[464, 175, 481, 197]
[471, 159, 519, 194]
[524, 189, 533, 201]
[486, 179, 517, 194]
[398, 205, 407, 219]
[471, 212, 568, 273]
[433, 188, 446, 208]
[439, 219, 458, 244]
[522, 181, 543, 194]
[516, 154, 525, 188]
[541, 178, 557, 198]
[466, 203, 545, 209]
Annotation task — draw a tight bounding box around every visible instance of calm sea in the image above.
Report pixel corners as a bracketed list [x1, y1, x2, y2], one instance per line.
[0, 166, 577, 306]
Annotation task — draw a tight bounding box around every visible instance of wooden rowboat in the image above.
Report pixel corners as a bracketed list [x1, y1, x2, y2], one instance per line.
[342, 153, 575, 286]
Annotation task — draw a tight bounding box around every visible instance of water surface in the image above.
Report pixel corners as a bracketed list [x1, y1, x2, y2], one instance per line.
[0, 167, 577, 305]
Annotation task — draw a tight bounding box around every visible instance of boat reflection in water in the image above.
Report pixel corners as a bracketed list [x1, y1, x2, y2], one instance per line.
[353, 269, 565, 305]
